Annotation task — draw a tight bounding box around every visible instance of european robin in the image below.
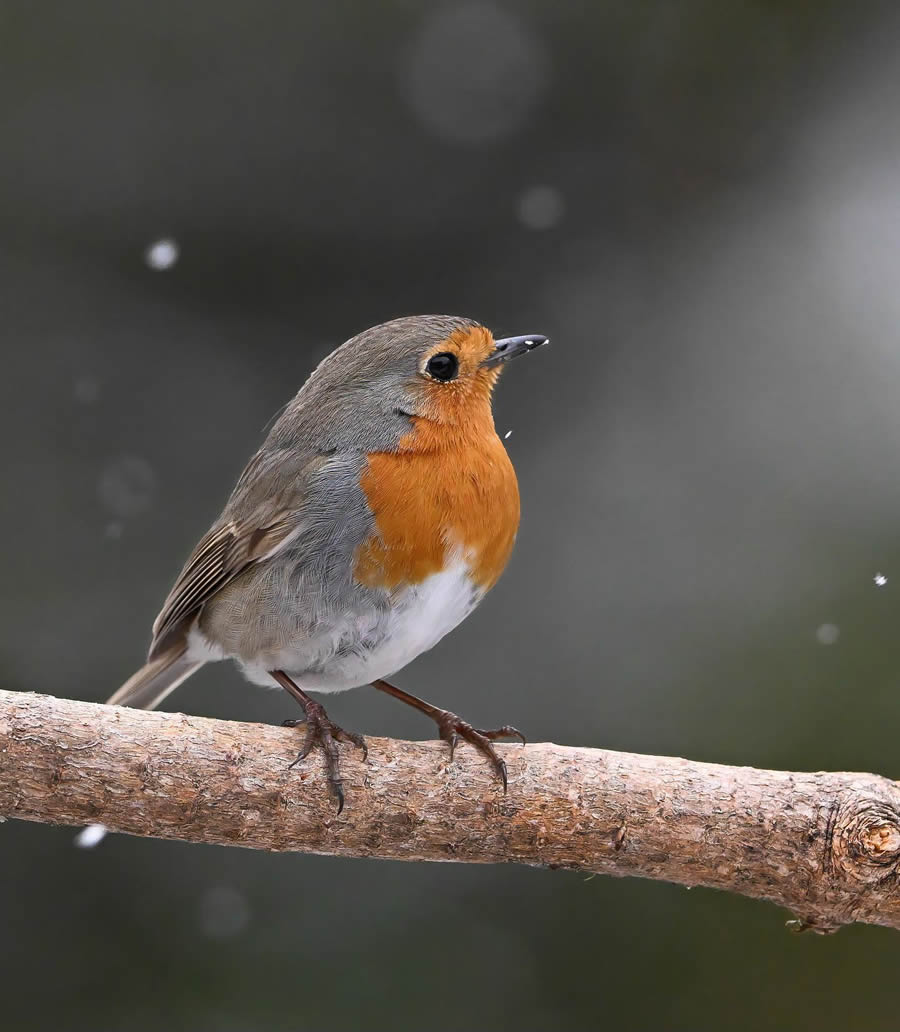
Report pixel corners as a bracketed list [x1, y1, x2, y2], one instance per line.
[107, 315, 548, 811]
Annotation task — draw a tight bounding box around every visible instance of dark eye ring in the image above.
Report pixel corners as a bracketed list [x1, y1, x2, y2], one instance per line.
[425, 352, 459, 382]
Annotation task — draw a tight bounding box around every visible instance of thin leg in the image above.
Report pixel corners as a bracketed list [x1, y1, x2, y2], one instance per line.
[372, 679, 524, 792]
[271, 670, 366, 814]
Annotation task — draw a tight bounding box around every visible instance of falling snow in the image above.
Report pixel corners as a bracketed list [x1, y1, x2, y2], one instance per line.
[144, 238, 179, 270]
[74, 824, 108, 849]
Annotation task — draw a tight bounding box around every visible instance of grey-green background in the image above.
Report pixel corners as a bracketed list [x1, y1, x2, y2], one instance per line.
[4, 1, 900, 1028]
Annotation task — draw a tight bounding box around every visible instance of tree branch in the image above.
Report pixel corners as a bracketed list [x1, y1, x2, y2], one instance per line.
[2, 689, 899, 932]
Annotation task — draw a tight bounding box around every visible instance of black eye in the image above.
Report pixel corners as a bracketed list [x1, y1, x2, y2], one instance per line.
[425, 352, 459, 382]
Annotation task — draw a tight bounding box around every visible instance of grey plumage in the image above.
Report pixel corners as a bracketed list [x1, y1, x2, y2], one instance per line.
[108, 314, 480, 710]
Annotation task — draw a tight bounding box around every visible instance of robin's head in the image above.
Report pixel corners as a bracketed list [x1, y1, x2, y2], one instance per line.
[275, 315, 547, 450]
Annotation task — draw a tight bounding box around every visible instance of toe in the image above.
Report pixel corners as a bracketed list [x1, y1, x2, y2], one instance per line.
[495, 755, 509, 793]
[283, 706, 364, 810]
[436, 712, 465, 757]
[474, 725, 526, 745]
[475, 739, 509, 792]
[299, 725, 318, 760]
[442, 729, 461, 760]
[454, 725, 510, 792]
[336, 728, 368, 759]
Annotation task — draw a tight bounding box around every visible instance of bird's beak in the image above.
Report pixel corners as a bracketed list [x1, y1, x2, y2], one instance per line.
[481, 334, 549, 368]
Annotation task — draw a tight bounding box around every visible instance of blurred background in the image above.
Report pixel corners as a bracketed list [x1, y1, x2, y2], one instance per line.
[4, 0, 900, 1028]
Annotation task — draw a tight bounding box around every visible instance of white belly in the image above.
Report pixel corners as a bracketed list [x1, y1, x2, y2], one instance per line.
[210, 556, 483, 693]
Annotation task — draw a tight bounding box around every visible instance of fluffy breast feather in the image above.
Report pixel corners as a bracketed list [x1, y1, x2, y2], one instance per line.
[354, 421, 520, 594]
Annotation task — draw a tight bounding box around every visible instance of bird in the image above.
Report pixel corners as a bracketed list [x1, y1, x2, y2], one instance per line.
[104, 314, 548, 813]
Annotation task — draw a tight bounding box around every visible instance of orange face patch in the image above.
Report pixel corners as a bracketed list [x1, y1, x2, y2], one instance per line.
[355, 325, 520, 594]
[413, 326, 502, 430]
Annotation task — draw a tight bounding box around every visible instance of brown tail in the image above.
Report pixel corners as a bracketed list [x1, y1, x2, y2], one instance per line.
[106, 648, 202, 711]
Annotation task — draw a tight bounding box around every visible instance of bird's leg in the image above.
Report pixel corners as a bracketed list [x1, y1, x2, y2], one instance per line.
[271, 669, 366, 814]
[372, 679, 524, 792]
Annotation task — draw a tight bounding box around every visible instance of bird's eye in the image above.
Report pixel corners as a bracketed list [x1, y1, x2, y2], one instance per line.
[424, 352, 459, 382]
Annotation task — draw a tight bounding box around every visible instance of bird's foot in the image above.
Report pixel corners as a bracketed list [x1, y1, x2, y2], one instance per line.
[433, 711, 525, 792]
[282, 703, 367, 814]
[370, 680, 525, 793]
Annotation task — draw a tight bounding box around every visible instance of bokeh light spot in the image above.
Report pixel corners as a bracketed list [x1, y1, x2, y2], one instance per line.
[815, 623, 840, 645]
[405, 3, 549, 145]
[198, 885, 251, 939]
[73, 375, 101, 404]
[516, 185, 564, 230]
[98, 456, 157, 518]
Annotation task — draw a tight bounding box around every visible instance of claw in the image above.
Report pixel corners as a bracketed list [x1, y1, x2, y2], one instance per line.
[283, 700, 365, 812]
[335, 727, 368, 761]
[435, 712, 518, 792]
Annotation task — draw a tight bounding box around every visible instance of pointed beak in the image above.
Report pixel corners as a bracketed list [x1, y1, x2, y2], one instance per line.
[481, 333, 549, 368]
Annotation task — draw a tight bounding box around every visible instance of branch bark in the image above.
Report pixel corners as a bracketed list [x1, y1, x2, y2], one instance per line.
[2, 689, 899, 932]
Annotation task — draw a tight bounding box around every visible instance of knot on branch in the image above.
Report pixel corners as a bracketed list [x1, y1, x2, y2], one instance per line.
[829, 788, 900, 884]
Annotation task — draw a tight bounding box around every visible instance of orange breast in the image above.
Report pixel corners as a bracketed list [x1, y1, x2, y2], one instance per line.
[354, 419, 520, 593]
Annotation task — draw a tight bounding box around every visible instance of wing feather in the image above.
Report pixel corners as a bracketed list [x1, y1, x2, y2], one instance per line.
[149, 514, 303, 657]
[147, 449, 318, 658]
